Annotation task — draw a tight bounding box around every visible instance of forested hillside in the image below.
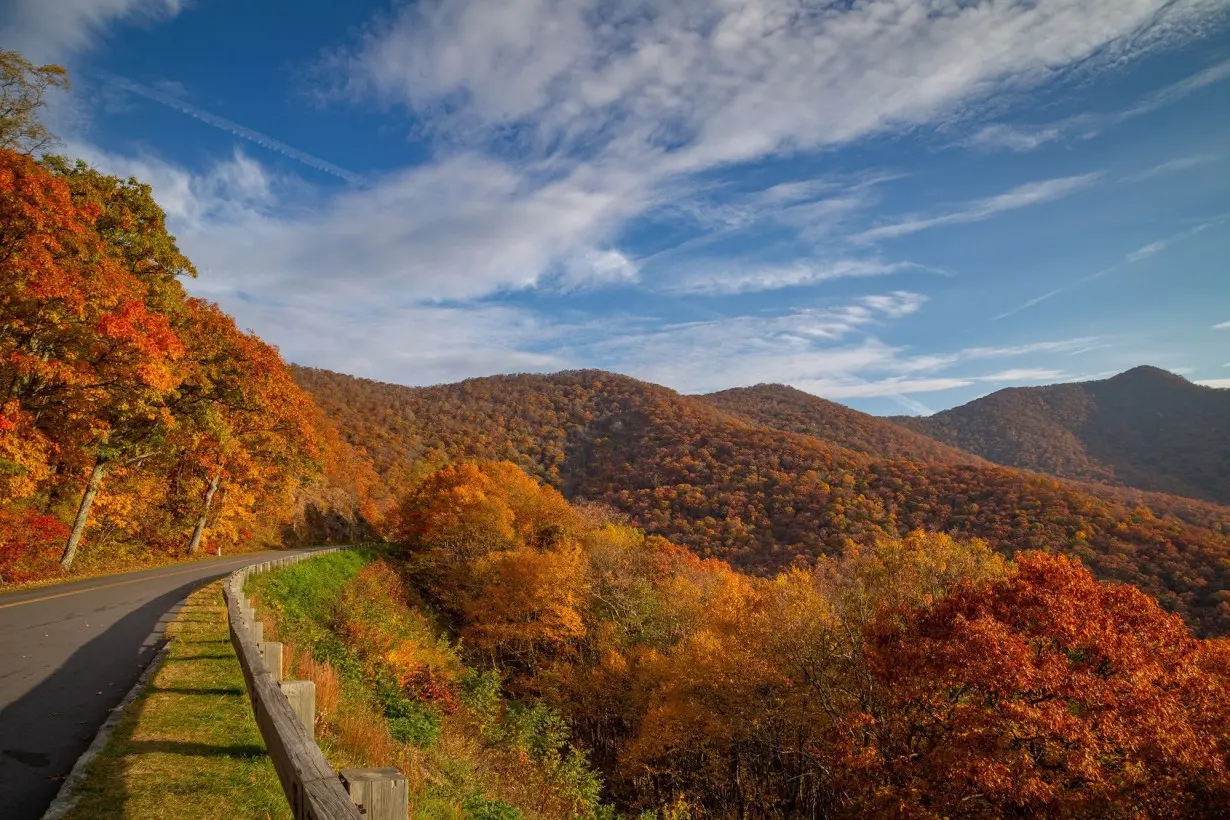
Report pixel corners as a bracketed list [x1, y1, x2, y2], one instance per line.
[893, 366, 1230, 504]
[0, 51, 378, 585]
[701, 383, 987, 465]
[294, 366, 1230, 635]
[383, 460, 1230, 818]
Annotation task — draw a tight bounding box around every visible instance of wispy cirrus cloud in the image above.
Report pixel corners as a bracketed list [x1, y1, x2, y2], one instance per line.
[338, 0, 1225, 171]
[995, 218, 1224, 321]
[0, 0, 184, 61]
[853, 174, 1102, 243]
[1125, 221, 1214, 261]
[965, 56, 1230, 153]
[564, 293, 1102, 399]
[1214, 321, 1230, 330]
[665, 258, 926, 296]
[1122, 153, 1221, 182]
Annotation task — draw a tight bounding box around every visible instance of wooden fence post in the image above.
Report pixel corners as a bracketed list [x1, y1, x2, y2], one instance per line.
[339, 768, 408, 820]
[259, 641, 284, 681]
[279, 680, 315, 737]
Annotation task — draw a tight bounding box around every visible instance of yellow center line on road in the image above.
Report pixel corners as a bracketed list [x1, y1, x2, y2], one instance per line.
[0, 556, 267, 610]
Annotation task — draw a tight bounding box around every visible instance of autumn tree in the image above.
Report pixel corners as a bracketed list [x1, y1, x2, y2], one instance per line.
[0, 149, 189, 567]
[842, 552, 1230, 818]
[170, 299, 322, 554]
[0, 49, 68, 154]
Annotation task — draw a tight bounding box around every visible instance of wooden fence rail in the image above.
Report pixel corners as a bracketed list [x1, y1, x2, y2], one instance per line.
[224, 549, 407, 819]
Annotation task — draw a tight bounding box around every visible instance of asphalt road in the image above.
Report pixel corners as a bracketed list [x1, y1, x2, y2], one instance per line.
[0, 550, 305, 819]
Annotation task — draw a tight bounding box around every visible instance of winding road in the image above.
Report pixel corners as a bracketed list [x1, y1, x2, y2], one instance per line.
[0, 551, 308, 819]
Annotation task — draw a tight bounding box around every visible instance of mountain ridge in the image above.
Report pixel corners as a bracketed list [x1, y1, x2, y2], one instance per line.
[700, 383, 988, 466]
[890, 366, 1230, 505]
[294, 364, 1230, 635]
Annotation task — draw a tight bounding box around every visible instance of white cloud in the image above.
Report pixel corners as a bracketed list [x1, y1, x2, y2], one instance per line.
[1197, 379, 1230, 389]
[0, 0, 184, 62]
[975, 368, 1064, 382]
[1125, 221, 1212, 262]
[889, 395, 937, 415]
[555, 248, 640, 292]
[960, 338, 1109, 359]
[241, 299, 566, 387]
[77, 147, 650, 306]
[667, 258, 922, 295]
[1214, 321, 1230, 330]
[339, 0, 1223, 174]
[660, 172, 891, 236]
[559, 293, 1101, 399]
[854, 174, 1102, 242]
[964, 122, 1072, 152]
[797, 376, 975, 400]
[993, 217, 1224, 320]
[963, 57, 1230, 153]
[560, 291, 928, 392]
[1119, 57, 1230, 118]
[1123, 153, 1221, 182]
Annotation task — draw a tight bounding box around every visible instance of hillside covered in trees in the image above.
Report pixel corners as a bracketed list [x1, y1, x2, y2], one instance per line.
[294, 366, 1230, 636]
[892, 366, 1230, 505]
[702, 383, 987, 465]
[371, 460, 1230, 818]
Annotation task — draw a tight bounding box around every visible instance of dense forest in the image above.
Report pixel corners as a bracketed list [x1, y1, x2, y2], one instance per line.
[892, 366, 1230, 505]
[294, 367, 1230, 636]
[376, 460, 1230, 818]
[0, 51, 377, 584]
[702, 383, 987, 466]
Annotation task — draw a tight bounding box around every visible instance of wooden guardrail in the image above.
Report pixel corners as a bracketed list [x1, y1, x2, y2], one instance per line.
[224, 549, 407, 819]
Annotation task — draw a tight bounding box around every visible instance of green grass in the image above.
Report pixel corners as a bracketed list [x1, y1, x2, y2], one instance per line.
[244, 547, 372, 647]
[62, 579, 290, 820]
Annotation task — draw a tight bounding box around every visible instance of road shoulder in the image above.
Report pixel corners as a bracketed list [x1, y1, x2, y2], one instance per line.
[50, 579, 290, 819]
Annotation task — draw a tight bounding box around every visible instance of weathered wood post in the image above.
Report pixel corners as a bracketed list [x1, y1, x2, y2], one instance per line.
[259, 641, 284, 681]
[279, 680, 315, 737]
[339, 769, 408, 820]
[251, 619, 265, 643]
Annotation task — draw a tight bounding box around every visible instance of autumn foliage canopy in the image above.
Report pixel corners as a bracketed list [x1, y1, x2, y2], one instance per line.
[389, 460, 1230, 818]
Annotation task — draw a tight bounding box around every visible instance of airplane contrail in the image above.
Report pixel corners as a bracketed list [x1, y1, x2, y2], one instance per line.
[101, 73, 366, 185]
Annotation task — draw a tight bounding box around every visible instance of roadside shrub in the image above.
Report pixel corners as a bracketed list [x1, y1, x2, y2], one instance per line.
[0, 507, 68, 583]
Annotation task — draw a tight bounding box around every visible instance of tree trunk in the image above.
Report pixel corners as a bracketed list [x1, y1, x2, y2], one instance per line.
[186, 472, 221, 555]
[61, 459, 106, 571]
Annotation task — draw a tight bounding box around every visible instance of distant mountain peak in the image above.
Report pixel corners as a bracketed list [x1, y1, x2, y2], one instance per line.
[1106, 365, 1190, 385]
[896, 364, 1229, 505]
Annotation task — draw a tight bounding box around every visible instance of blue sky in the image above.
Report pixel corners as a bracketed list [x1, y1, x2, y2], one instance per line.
[4, 0, 1229, 414]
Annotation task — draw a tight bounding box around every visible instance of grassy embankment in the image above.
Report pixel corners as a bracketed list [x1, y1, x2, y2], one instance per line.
[61, 579, 289, 819]
[245, 549, 619, 820]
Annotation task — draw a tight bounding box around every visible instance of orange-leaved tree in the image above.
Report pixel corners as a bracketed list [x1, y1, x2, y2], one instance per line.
[843, 552, 1230, 818]
[0, 149, 188, 568]
[171, 299, 322, 554]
